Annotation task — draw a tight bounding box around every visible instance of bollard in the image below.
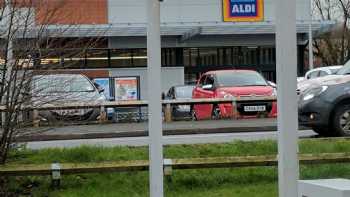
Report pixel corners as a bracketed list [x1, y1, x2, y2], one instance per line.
[163, 159, 173, 182]
[51, 163, 61, 188]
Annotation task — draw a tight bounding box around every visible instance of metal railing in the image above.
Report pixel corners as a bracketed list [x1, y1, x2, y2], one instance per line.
[0, 96, 277, 126]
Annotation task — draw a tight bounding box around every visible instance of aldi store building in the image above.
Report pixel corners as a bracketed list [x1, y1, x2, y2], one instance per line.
[8, 0, 332, 99]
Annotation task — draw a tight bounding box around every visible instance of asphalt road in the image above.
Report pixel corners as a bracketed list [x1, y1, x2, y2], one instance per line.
[20, 118, 295, 142]
[25, 130, 317, 150]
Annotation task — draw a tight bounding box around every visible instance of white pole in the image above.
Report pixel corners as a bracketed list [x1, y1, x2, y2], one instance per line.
[275, 0, 299, 196]
[147, 0, 164, 197]
[308, 0, 314, 70]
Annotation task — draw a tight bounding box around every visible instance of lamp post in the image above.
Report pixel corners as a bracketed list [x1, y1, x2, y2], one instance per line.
[275, 0, 299, 196]
[147, 0, 164, 196]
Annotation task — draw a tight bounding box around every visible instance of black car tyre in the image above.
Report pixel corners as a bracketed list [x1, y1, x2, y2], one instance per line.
[87, 109, 101, 121]
[332, 104, 350, 136]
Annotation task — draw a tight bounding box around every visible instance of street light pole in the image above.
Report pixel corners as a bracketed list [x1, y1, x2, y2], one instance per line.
[309, 0, 314, 70]
[275, 0, 299, 196]
[147, 0, 164, 197]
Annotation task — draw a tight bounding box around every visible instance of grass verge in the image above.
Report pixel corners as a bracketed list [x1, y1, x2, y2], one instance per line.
[5, 138, 350, 196]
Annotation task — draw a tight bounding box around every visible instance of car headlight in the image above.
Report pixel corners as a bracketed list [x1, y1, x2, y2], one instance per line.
[302, 86, 328, 101]
[271, 88, 277, 97]
[223, 93, 235, 99]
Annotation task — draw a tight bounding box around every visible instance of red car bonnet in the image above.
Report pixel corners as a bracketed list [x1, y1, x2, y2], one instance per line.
[216, 86, 273, 97]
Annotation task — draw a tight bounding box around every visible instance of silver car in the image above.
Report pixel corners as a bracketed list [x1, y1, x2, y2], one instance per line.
[31, 74, 106, 122]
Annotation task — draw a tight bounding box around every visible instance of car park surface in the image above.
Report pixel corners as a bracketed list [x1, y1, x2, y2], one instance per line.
[192, 70, 277, 120]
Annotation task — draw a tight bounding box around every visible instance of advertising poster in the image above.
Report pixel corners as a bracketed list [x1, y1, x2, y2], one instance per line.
[114, 77, 139, 101]
[93, 78, 111, 100]
[223, 0, 264, 22]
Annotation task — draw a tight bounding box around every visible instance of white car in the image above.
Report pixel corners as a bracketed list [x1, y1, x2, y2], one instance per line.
[297, 65, 343, 83]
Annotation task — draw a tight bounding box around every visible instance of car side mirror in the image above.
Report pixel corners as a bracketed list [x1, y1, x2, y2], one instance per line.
[202, 84, 214, 90]
[268, 81, 276, 88]
[94, 82, 105, 93]
[97, 87, 104, 93]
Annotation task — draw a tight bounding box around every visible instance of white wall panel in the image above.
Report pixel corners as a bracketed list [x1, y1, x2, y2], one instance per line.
[108, 0, 309, 24]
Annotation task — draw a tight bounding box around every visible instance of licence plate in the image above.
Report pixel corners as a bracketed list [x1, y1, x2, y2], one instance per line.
[244, 106, 266, 112]
[56, 109, 85, 116]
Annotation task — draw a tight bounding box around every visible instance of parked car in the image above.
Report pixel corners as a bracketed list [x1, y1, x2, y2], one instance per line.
[30, 74, 106, 122]
[165, 85, 195, 118]
[298, 74, 350, 136]
[192, 70, 277, 120]
[297, 63, 350, 95]
[297, 65, 342, 83]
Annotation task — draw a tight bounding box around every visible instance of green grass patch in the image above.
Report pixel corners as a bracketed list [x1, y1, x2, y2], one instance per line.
[8, 138, 350, 164]
[5, 138, 350, 196]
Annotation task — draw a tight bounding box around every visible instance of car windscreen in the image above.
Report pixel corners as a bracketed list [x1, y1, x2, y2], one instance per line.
[34, 75, 95, 93]
[216, 72, 268, 87]
[330, 68, 341, 74]
[337, 62, 350, 75]
[175, 86, 195, 98]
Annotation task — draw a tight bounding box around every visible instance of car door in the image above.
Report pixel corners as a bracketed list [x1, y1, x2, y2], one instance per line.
[193, 74, 216, 119]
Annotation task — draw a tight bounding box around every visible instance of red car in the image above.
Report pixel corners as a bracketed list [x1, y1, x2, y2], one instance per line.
[192, 70, 277, 120]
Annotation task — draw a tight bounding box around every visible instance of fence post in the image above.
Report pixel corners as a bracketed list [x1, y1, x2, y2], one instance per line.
[231, 100, 238, 119]
[164, 103, 172, 122]
[33, 109, 39, 127]
[99, 106, 107, 123]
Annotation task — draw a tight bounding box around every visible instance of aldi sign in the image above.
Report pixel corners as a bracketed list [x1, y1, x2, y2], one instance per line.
[223, 0, 264, 22]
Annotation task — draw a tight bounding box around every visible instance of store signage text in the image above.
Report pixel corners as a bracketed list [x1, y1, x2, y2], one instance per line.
[223, 0, 264, 22]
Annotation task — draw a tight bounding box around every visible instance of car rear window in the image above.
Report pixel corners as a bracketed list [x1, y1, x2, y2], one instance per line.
[216, 72, 268, 87]
[330, 68, 340, 74]
[337, 62, 350, 75]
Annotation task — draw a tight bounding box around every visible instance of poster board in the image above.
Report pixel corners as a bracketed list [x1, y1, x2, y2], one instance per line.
[114, 77, 139, 101]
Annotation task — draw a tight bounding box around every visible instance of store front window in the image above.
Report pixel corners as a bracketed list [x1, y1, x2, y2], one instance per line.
[110, 49, 133, 67]
[86, 49, 109, 68]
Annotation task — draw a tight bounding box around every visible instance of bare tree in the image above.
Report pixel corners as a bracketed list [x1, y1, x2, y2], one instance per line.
[0, 0, 103, 167]
[0, 0, 106, 195]
[313, 0, 350, 65]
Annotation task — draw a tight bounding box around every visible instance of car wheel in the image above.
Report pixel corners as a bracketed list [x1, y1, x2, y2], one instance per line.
[87, 109, 101, 121]
[332, 105, 350, 136]
[211, 106, 221, 120]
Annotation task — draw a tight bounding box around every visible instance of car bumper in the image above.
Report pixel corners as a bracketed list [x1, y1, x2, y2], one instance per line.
[39, 108, 100, 121]
[298, 98, 332, 127]
[172, 109, 192, 118]
[218, 101, 277, 118]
